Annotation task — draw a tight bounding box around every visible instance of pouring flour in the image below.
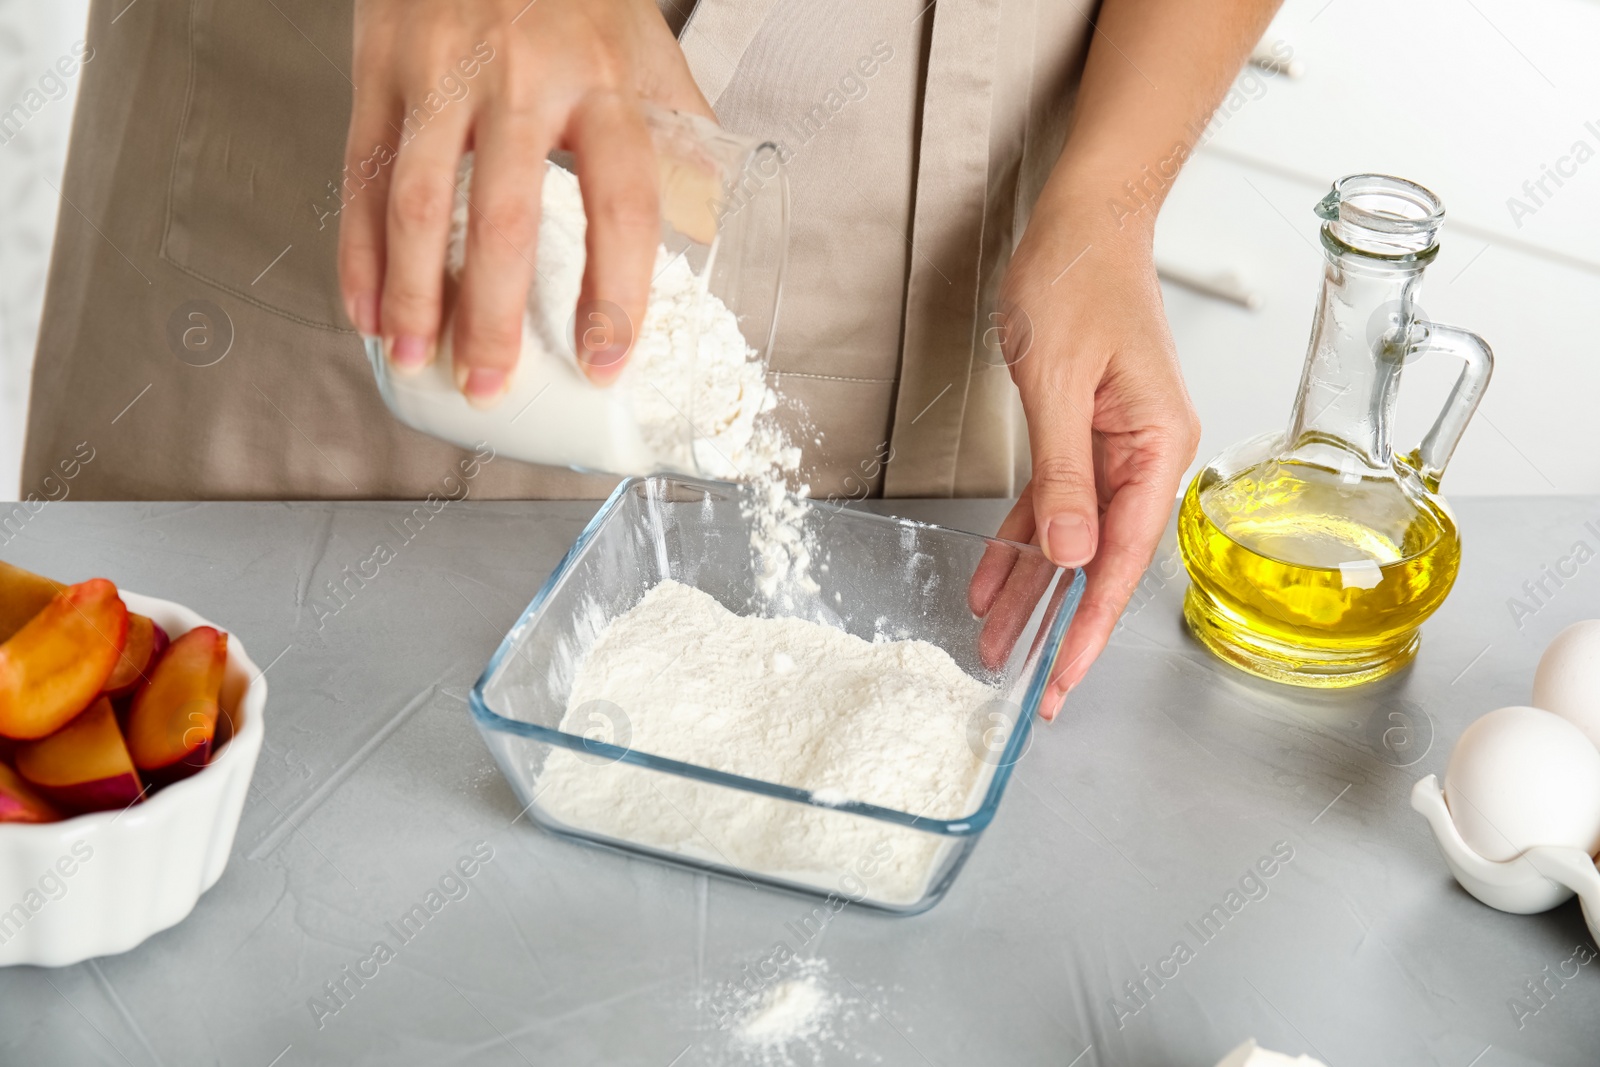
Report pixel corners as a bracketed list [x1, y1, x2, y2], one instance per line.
[421, 155, 788, 480]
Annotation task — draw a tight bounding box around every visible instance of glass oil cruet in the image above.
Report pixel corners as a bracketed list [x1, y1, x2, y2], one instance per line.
[1177, 174, 1493, 687]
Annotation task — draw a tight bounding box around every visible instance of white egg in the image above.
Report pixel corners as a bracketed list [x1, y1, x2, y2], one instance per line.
[1444, 705, 1600, 862]
[1532, 620, 1600, 751]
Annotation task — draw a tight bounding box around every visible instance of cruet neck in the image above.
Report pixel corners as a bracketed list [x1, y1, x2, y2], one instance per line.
[1275, 173, 1489, 496]
[1316, 173, 1444, 262]
[1286, 175, 1451, 481]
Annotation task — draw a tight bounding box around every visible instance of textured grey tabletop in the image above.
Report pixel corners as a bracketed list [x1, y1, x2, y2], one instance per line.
[1, 497, 1596, 1067]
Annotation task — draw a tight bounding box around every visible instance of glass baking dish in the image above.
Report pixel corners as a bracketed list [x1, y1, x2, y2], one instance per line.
[469, 475, 1083, 914]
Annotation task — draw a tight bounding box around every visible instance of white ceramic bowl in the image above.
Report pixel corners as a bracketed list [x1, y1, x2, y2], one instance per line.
[0, 592, 265, 967]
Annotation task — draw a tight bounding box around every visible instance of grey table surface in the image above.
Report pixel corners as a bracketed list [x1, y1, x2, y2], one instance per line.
[1, 496, 1597, 1067]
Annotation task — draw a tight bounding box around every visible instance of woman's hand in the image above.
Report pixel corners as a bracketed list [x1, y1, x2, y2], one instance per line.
[971, 0, 1276, 717]
[985, 196, 1201, 720]
[339, 0, 711, 405]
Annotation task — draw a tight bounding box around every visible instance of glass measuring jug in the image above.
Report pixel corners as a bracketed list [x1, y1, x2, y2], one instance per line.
[1178, 174, 1493, 687]
[367, 106, 789, 478]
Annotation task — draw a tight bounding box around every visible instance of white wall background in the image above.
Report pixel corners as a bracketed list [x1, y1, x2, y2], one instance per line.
[1, 0, 1596, 499]
[0, 0, 90, 501]
[1159, 0, 1600, 497]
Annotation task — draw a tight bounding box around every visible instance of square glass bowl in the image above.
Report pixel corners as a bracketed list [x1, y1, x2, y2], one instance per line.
[469, 475, 1082, 914]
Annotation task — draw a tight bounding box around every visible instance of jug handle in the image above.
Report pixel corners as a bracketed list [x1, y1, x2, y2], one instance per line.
[1403, 321, 1494, 492]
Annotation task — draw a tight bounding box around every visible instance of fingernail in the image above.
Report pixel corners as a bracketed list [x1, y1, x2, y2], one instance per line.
[573, 299, 634, 380]
[386, 335, 433, 374]
[456, 366, 508, 409]
[1042, 676, 1072, 720]
[1041, 690, 1061, 722]
[579, 344, 629, 380]
[353, 292, 378, 336]
[1043, 515, 1095, 567]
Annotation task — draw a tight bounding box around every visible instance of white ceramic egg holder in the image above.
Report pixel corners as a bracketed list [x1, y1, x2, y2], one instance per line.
[1412, 620, 1600, 942]
[1412, 777, 1600, 931]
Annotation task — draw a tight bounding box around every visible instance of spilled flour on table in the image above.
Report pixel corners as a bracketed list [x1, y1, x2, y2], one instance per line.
[736, 976, 833, 1049]
[706, 957, 887, 1067]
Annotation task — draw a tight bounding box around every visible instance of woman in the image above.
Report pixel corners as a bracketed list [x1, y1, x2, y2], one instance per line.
[22, 0, 1280, 711]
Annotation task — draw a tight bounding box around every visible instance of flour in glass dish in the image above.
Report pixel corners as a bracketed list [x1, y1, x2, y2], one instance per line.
[535, 581, 999, 905]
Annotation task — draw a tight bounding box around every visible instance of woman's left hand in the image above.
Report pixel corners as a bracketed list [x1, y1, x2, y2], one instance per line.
[976, 195, 1201, 720]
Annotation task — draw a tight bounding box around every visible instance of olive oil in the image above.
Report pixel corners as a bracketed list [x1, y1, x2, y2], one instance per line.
[1175, 175, 1490, 687]
[1177, 459, 1461, 687]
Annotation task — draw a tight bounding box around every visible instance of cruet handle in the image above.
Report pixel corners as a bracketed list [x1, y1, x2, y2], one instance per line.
[1403, 321, 1494, 491]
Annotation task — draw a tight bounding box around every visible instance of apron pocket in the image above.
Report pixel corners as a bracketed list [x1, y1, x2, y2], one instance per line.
[161, 0, 352, 331]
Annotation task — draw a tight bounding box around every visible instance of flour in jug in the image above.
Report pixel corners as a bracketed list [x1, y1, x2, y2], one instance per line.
[446, 157, 784, 479]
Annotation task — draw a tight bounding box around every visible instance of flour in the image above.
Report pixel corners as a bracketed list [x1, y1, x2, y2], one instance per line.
[736, 977, 832, 1047]
[741, 429, 816, 604]
[535, 581, 999, 905]
[447, 157, 818, 589]
[707, 956, 888, 1067]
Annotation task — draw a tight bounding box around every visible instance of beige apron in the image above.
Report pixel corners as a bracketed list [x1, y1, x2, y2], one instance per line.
[21, 0, 1092, 501]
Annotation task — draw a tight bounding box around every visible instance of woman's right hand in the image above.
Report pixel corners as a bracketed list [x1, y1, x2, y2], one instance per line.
[339, 0, 712, 406]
